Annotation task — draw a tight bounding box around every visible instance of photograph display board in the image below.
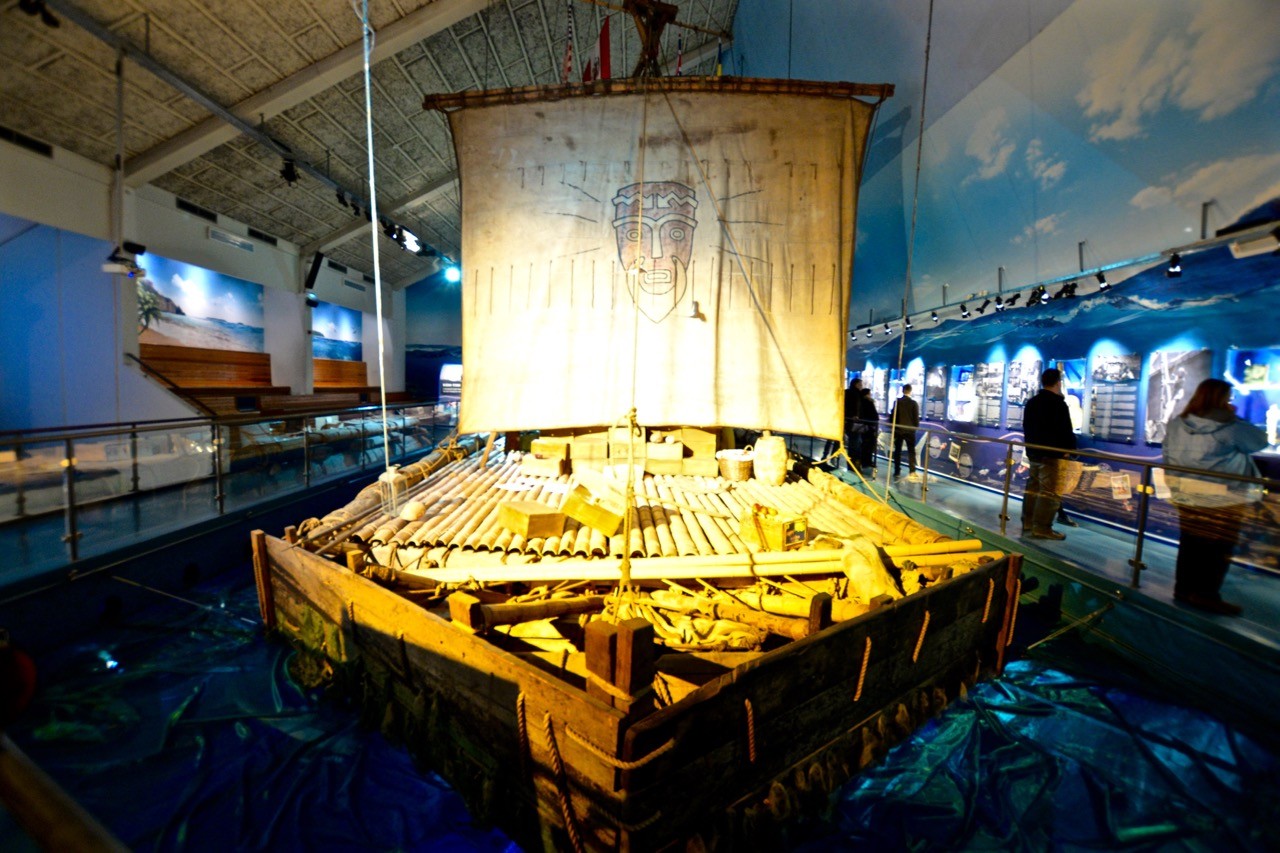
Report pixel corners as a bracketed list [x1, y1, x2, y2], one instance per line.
[1005, 358, 1042, 430]
[1227, 348, 1280, 446]
[311, 301, 363, 361]
[866, 365, 889, 414]
[974, 362, 1005, 427]
[1144, 349, 1212, 444]
[947, 365, 976, 422]
[1053, 358, 1087, 433]
[925, 365, 948, 420]
[1089, 353, 1141, 443]
[137, 254, 265, 352]
[439, 363, 462, 401]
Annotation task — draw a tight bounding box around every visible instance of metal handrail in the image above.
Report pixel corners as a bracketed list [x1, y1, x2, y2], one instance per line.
[124, 352, 220, 418]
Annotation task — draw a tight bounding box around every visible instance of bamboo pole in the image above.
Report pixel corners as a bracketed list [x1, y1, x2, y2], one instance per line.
[883, 539, 984, 557]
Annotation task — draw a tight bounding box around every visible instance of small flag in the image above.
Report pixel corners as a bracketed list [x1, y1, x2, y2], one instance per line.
[561, 1, 574, 84]
[583, 16, 611, 82]
[675, 35, 683, 76]
[715, 40, 723, 76]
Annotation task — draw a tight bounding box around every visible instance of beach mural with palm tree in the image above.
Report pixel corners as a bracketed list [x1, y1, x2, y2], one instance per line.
[136, 254, 265, 352]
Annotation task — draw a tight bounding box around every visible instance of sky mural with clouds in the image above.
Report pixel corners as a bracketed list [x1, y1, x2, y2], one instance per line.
[735, 0, 1280, 323]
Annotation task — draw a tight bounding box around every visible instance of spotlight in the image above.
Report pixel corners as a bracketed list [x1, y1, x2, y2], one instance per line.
[904, 317, 913, 330]
[401, 229, 421, 254]
[362, 207, 372, 222]
[1005, 294, 1021, 307]
[960, 303, 970, 318]
[1063, 281, 1078, 298]
[280, 159, 299, 186]
[883, 323, 892, 335]
[930, 311, 939, 324]
[994, 296, 1005, 312]
[336, 190, 347, 209]
[305, 292, 319, 308]
[1026, 286, 1044, 306]
[1053, 284, 1068, 299]
[444, 266, 462, 283]
[1166, 252, 1182, 278]
[865, 327, 874, 339]
[1095, 272, 1109, 290]
[976, 299, 990, 315]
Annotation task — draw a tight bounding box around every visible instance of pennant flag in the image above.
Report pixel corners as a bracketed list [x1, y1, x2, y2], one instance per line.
[561, 1, 574, 84]
[675, 35, 683, 76]
[583, 16, 611, 82]
[715, 40, 723, 76]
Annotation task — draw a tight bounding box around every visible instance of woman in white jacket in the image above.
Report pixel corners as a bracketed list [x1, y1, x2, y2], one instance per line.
[1163, 378, 1268, 616]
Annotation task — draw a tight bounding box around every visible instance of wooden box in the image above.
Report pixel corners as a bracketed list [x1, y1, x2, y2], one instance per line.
[562, 483, 626, 536]
[682, 457, 720, 477]
[739, 505, 808, 551]
[609, 440, 647, 461]
[679, 426, 719, 459]
[497, 501, 566, 539]
[520, 454, 566, 477]
[646, 440, 685, 461]
[645, 458, 684, 475]
[530, 437, 570, 459]
[572, 436, 609, 460]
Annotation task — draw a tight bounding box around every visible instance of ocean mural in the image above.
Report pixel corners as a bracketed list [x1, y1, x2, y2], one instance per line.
[311, 301, 362, 362]
[137, 255, 265, 353]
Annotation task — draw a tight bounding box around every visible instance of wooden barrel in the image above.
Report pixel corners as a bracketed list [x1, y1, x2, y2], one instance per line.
[753, 433, 787, 486]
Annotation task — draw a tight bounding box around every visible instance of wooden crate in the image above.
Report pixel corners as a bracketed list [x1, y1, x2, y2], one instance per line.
[739, 506, 808, 551]
[562, 483, 625, 535]
[529, 438, 570, 459]
[572, 436, 609, 460]
[646, 440, 685, 461]
[682, 457, 720, 477]
[497, 501, 566, 539]
[520, 454, 566, 477]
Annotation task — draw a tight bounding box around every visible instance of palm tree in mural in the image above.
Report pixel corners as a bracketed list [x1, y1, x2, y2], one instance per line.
[137, 280, 163, 332]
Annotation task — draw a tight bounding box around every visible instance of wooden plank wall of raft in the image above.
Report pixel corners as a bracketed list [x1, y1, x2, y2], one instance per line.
[261, 535, 632, 850]
[615, 555, 1022, 844]
[317, 454, 949, 567]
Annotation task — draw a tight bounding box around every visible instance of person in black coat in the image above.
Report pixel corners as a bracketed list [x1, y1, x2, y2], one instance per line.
[890, 384, 921, 478]
[823, 378, 862, 468]
[858, 387, 880, 473]
[1020, 367, 1077, 539]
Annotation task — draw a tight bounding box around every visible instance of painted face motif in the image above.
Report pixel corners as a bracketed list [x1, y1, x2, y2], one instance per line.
[612, 181, 697, 300]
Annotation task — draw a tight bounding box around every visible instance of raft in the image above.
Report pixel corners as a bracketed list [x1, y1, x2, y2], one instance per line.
[251, 440, 1022, 850]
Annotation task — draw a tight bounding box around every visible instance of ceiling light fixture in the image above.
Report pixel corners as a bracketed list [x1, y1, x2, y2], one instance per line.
[994, 295, 1005, 312]
[930, 311, 939, 324]
[866, 327, 874, 339]
[904, 317, 913, 330]
[444, 266, 462, 283]
[1095, 272, 1109, 290]
[1005, 294, 1021, 307]
[280, 159, 299, 186]
[1166, 252, 1182, 278]
[18, 0, 59, 28]
[976, 299, 990, 315]
[883, 323, 892, 335]
[960, 303, 970, 318]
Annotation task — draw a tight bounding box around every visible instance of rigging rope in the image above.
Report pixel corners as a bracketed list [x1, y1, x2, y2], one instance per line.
[355, 0, 393, 477]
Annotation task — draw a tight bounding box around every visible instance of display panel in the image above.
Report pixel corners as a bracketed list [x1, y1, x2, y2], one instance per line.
[439, 363, 463, 400]
[924, 365, 948, 420]
[947, 364, 976, 422]
[1005, 357, 1042, 430]
[311, 301, 363, 361]
[974, 362, 1005, 427]
[1089, 353, 1140, 443]
[1053, 358, 1086, 433]
[1227, 348, 1280, 446]
[1145, 349, 1212, 444]
[137, 254, 265, 353]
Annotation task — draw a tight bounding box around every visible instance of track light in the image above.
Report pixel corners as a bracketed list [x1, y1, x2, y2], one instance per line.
[1027, 285, 1046, 306]
[994, 296, 1005, 312]
[1166, 253, 1182, 278]
[904, 317, 913, 330]
[930, 311, 939, 324]
[976, 299, 990, 315]
[280, 159, 299, 186]
[1095, 272, 1109, 290]
[960, 303, 970, 318]
[865, 327, 874, 339]
[18, 0, 59, 28]
[382, 220, 397, 240]
[883, 323, 892, 335]
[1005, 294, 1021, 307]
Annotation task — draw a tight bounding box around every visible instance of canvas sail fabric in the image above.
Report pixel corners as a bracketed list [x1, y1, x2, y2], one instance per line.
[447, 80, 877, 438]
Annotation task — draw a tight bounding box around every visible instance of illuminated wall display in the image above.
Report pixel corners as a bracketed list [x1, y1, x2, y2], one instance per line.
[1052, 358, 1087, 433]
[1005, 357, 1042, 430]
[974, 362, 1005, 427]
[310, 301, 363, 361]
[947, 364, 976, 422]
[1089, 353, 1141, 443]
[1145, 349, 1212, 444]
[924, 365, 948, 420]
[1227, 348, 1280, 446]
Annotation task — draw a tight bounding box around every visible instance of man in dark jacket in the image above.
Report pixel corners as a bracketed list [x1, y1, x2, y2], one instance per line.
[824, 378, 862, 468]
[890, 384, 921, 480]
[858, 387, 880, 473]
[1020, 367, 1077, 539]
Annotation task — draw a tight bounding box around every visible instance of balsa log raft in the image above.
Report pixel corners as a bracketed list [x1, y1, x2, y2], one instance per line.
[252, 537, 1022, 850]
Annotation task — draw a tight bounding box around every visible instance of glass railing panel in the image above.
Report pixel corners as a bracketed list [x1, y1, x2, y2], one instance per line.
[220, 419, 310, 511]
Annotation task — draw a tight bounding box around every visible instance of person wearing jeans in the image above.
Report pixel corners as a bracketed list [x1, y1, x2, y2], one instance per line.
[1020, 368, 1077, 540]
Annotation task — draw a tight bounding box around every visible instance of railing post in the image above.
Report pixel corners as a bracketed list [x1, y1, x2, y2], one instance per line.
[212, 424, 225, 514]
[61, 438, 80, 562]
[920, 432, 930, 504]
[129, 426, 140, 493]
[998, 443, 1015, 536]
[1129, 465, 1154, 587]
[14, 443, 27, 517]
[303, 425, 311, 488]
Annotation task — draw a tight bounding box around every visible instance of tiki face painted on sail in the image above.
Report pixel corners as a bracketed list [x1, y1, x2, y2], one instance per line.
[612, 181, 697, 318]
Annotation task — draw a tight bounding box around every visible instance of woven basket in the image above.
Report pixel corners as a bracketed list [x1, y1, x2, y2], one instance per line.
[1057, 459, 1084, 496]
[716, 448, 754, 481]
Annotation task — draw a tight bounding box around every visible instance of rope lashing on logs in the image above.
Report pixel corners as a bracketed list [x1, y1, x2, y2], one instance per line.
[854, 636, 871, 702]
[912, 610, 931, 663]
[562, 725, 675, 770]
[542, 711, 584, 853]
[594, 806, 666, 833]
[583, 671, 654, 705]
[516, 693, 530, 777]
[982, 578, 994, 623]
[744, 698, 757, 763]
[1007, 578, 1022, 647]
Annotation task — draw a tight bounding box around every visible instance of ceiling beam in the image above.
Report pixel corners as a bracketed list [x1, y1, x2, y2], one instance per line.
[124, 0, 490, 187]
[301, 170, 458, 258]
